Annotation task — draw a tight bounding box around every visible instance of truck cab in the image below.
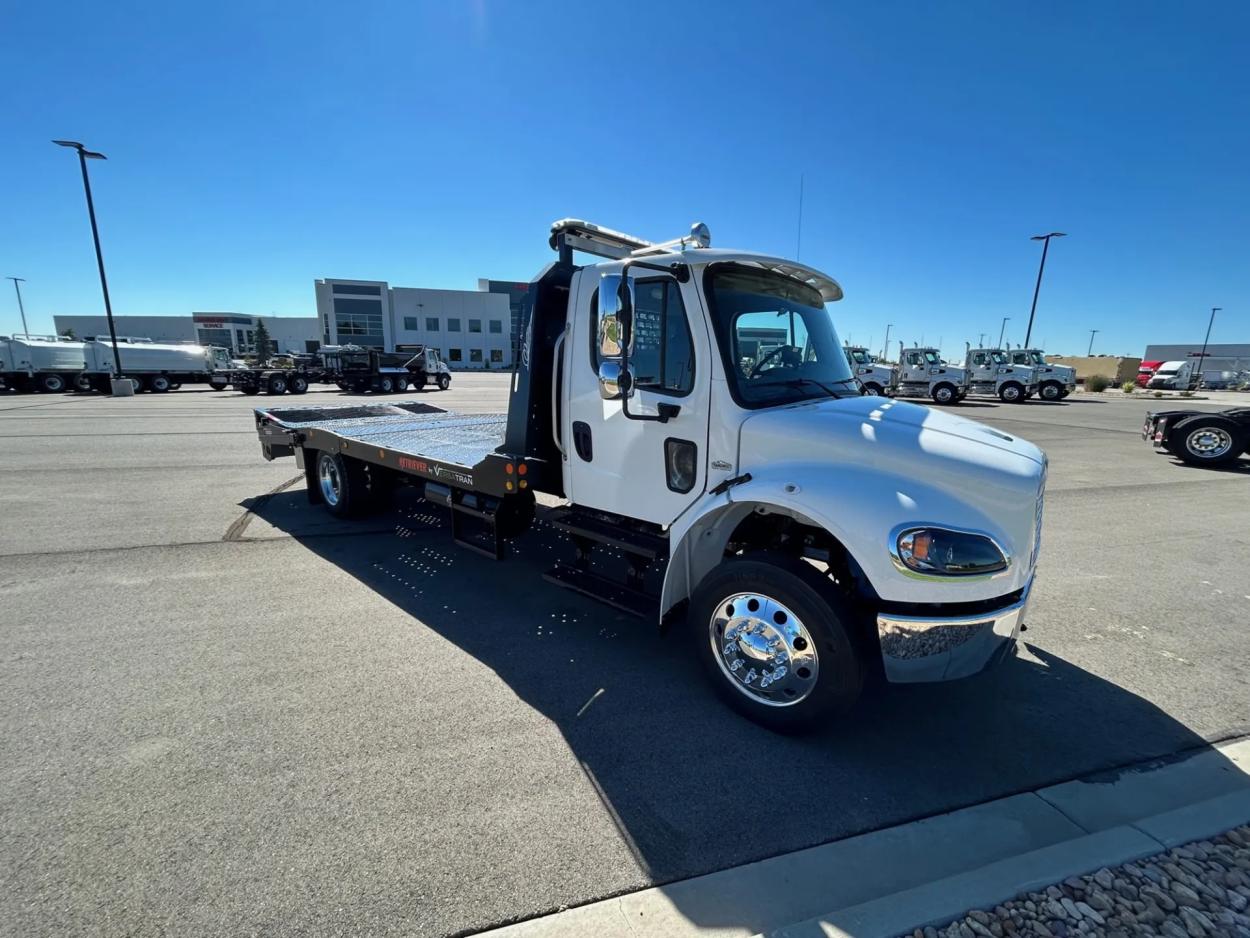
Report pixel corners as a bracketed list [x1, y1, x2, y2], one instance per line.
[962, 347, 1037, 403]
[256, 219, 1046, 731]
[1137, 360, 1164, 388]
[843, 345, 896, 396]
[892, 345, 969, 404]
[1147, 360, 1195, 391]
[1008, 348, 1073, 401]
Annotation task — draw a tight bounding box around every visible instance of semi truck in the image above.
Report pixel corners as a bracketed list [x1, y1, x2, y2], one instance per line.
[843, 346, 896, 396]
[1146, 360, 1199, 391]
[82, 337, 233, 393]
[0, 335, 88, 392]
[961, 347, 1038, 403]
[320, 345, 452, 393]
[253, 219, 1046, 731]
[1007, 349, 1074, 401]
[893, 345, 970, 404]
[1144, 407, 1250, 466]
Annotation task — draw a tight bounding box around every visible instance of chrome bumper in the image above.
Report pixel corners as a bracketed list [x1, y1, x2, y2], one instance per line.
[876, 581, 1031, 683]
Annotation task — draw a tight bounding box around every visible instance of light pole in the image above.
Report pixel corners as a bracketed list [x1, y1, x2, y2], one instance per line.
[5, 277, 29, 336]
[1087, 329, 1099, 356]
[1195, 307, 1220, 388]
[53, 140, 128, 395]
[882, 323, 892, 360]
[1025, 232, 1066, 347]
[997, 317, 1010, 349]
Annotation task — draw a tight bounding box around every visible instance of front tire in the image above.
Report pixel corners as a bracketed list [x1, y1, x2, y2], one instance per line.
[438, 373, 450, 391]
[862, 382, 883, 396]
[1166, 416, 1246, 467]
[998, 382, 1024, 403]
[37, 373, 67, 393]
[1039, 381, 1063, 401]
[689, 554, 862, 733]
[930, 382, 957, 405]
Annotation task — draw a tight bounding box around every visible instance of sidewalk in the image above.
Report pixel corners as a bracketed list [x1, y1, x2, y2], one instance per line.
[477, 737, 1250, 938]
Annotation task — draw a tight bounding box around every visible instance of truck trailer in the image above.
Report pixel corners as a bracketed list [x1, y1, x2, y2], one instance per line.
[82, 337, 233, 393]
[0, 335, 88, 393]
[253, 219, 1046, 731]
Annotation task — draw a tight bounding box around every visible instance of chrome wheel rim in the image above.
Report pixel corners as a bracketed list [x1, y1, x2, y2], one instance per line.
[318, 457, 342, 506]
[709, 592, 819, 707]
[1187, 427, 1233, 459]
[1041, 384, 1059, 400]
[864, 385, 880, 396]
[935, 387, 952, 403]
[1003, 386, 1020, 401]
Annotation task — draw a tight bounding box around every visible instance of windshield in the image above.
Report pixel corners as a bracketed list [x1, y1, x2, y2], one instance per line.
[705, 265, 857, 407]
[1027, 351, 1045, 365]
[846, 348, 870, 365]
[1156, 369, 1178, 376]
[990, 351, 1009, 364]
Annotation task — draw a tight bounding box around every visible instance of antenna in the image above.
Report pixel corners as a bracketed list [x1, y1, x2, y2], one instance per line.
[795, 174, 805, 260]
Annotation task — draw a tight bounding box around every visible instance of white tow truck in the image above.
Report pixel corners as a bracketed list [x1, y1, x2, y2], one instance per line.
[1008, 349, 1074, 401]
[961, 346, 1038, 403]
[253, 219, 1046, 731]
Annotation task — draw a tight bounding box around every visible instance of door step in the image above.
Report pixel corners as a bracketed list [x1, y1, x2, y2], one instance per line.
[545, 507, 668, 559]
[543, 563, 658, 620]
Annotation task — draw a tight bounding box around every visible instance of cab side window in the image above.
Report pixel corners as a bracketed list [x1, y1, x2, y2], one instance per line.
[906, 352, 921, 366]
[591, 279, 695, 396]
[973, 352, 987, 366]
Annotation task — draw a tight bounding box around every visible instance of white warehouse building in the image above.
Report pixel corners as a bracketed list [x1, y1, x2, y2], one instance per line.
[315, 279, 515, 369]
[53, 313, 320, 356]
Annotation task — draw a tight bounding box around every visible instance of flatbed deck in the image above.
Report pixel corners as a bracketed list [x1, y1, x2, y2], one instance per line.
[255, 400, 521, 495]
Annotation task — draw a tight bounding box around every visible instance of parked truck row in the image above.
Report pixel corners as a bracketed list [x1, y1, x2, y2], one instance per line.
[0, 334, 455, 396]
[843, 343, 1074, 404]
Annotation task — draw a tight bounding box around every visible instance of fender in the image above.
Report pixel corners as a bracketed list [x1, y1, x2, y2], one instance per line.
[661, 461, 1033, 617]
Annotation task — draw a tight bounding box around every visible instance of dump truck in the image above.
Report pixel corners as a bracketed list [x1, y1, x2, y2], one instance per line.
[0, 335, 88, 392]
[253, 219, 1045, 731]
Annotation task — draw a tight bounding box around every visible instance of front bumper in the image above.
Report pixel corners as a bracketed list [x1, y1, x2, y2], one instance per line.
[876, 580, 1031, 682]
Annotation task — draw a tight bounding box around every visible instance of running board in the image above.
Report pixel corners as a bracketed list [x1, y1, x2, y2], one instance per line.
[546, 507, 668, 559]
[543, 563, 658, 620]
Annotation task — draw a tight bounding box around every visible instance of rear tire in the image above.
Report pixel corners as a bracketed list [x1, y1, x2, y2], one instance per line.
[1166, 415, 1246, 467]
[378, 376, 395, 394]
[37, 373, 67, 393]
[288, 375, 309, 394]
[149, 374, 172, 393]
[930, 382, 957, 405]
[689, 553, 862, 733]
[267, 375, 288, 395]
[316, 451, 369, 517]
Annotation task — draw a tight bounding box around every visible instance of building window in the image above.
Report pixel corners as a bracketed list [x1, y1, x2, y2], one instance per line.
[469, 319, 482, 333]
[426, 316, 439, 331]
[490, 349, 504, 363]
[403, 316, 419, 331]
[332, 283, 381, 296]
[448, 318, 461, 332]
[448, 348, 462, 362]
[333, 297, 384, 348]
[489, 319, 503, 334]
[470, 348, 483, 363]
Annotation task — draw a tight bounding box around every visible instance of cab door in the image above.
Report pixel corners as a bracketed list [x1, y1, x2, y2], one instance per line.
[563, 266, 712, 526]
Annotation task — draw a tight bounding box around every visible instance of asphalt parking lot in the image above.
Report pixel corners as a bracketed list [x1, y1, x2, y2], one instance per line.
[2, 378, 1248, 937]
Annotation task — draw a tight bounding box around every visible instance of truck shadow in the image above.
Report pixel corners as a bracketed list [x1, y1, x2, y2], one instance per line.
[249, 487, 1236, 936]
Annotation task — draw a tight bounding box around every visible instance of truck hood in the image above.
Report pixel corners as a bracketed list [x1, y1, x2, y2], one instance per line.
[735, 395, 1045, 601]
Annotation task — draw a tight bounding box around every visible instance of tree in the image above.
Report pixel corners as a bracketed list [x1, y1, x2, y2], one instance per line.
[252, 318, 272, 364]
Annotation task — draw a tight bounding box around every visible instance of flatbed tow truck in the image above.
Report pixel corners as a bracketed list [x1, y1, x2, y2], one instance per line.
[255, 219, 1047, 730]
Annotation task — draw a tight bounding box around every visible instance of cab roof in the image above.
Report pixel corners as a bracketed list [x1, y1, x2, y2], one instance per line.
[598, 248, 844, 303]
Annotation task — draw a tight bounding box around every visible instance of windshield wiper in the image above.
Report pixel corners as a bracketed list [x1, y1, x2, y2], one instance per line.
[767, 377, 857, 398]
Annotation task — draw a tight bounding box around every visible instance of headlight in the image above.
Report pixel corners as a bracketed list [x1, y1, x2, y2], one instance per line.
[893, 526, 1009, 577]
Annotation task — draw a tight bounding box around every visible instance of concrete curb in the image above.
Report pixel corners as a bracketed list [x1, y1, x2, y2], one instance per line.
[475, 738, 1250, 938]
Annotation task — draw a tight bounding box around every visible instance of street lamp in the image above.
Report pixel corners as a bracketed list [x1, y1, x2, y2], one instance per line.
[997, 317, 1010, 349]
[1025, 232, 1066, 347]
[1087, 329, 1099, 356]
[53, 139, 129, 395]
[5, 277, 29, 336]
[1195, 307, 1221, 388]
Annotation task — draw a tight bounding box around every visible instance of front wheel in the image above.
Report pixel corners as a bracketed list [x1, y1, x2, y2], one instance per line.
[1039, 381, 1063, 402]
[689, 554, 862, 733]
[930, 383, 957, 405]
[438, 373, 450, 391]
[862, 382, 883, 396]
[1166, 416, 1247, 467]
[998, 382, 1024, 403]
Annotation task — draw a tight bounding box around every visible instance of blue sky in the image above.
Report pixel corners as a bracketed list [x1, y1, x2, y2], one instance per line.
[2, 1, 1246, 357]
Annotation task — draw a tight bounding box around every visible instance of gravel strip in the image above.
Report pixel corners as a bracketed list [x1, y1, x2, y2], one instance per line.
[902, 825, 1250, 938]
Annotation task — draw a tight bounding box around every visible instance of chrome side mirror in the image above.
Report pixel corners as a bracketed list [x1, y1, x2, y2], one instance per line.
[598, 360, 634, 401]
[597, 274, 635, 358]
